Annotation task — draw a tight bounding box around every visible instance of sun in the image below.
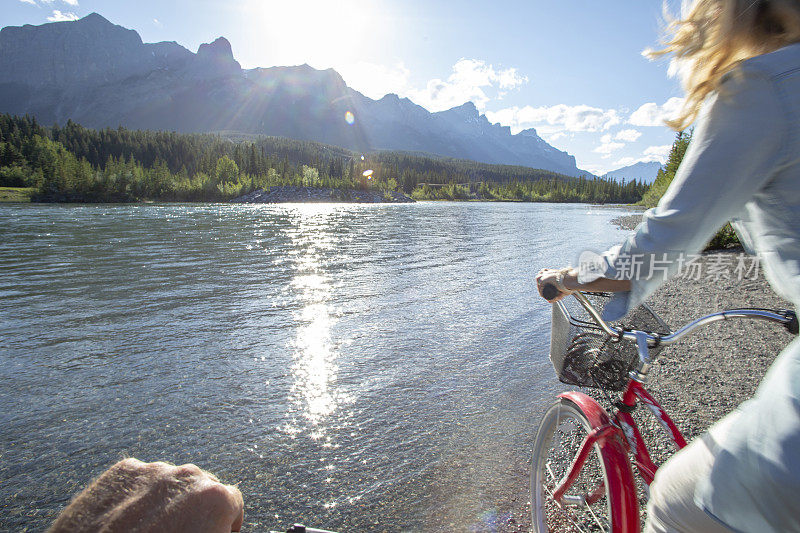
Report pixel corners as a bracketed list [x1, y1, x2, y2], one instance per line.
[246, 0, 378, 69]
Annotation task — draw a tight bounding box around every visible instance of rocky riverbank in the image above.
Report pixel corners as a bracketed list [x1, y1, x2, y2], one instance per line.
[231, 186, 414, 204]
[610, 212, 645, 231]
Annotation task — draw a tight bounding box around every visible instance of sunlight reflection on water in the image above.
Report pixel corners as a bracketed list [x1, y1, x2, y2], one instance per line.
[283, 206, 351, 440]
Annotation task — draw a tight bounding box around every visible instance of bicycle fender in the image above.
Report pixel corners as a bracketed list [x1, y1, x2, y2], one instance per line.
[557, 391, 641, 532]
[557, 391, 613, 428]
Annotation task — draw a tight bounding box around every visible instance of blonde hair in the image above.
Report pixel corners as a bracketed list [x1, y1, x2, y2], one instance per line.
[649, 0, 800, 130]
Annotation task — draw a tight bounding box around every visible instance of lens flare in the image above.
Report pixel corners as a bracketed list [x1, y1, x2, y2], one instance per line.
[360, 155, 365, 161]
[344, 111, 355, 125]
[362, 169, 373, 178]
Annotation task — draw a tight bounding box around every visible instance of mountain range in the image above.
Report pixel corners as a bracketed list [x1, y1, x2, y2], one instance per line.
[603, 161, 662, 185]
[0, 13, 593, 177]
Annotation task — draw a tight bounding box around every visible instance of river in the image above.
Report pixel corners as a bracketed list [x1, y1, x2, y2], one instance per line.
[0, 202, 629, 532]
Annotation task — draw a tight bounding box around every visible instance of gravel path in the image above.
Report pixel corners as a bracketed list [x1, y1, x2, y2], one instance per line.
[609, 210, 796, 443]
[562, 211, 796, 443]
[627, 252, 795, 444]
[610, 212, 645, 232]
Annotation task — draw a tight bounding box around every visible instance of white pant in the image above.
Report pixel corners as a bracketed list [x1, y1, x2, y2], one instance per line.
[644, 418, 737, 533]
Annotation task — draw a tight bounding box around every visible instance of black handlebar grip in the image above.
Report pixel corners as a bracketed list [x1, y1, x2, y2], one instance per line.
[285, 524, 338, 533]
[785, 310, 799, 335]
[542, 283, 560, 301]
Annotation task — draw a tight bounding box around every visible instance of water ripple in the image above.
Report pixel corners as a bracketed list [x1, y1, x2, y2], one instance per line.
[0, 201, 629, 531]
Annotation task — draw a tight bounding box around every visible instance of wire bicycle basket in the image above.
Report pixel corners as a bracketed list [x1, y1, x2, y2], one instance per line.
[550, 293, 670, 391]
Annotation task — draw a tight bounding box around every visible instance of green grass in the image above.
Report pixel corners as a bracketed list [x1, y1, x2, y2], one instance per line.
[0, 187, 35, 202]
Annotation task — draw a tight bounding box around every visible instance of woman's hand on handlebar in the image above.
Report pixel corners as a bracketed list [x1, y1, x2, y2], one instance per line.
[537, 266, 633, 302]
[536, 267, 575, 303]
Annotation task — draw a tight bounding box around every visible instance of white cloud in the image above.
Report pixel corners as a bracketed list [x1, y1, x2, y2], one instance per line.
[47, 10, 79, 21]
[593, 141, 625, 156]
[486, 104, 621, 134]
[407, 58, 528, 112]
[611, 157, 638, 168]
[339, 58, 526, 112]
[583, 164, 609, 176]
[337, 62, 412, 101]
[615, 129, 642, 142]
[496, 66, 526, 90]
[644, 144, 672, 158]
[62, 0, 79, 5]
[612, 144, 672, 168]
[629, 97, 684, 126]
[545, 132, 568, 143]
[18, 0, 38, 5]
[454, 59, 525, 91]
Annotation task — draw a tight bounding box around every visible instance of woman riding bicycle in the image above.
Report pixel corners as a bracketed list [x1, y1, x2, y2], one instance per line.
[537, 1, 800, 531]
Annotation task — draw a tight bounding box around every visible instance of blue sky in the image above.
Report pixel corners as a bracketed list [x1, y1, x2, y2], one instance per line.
[3, 0, 686, 175]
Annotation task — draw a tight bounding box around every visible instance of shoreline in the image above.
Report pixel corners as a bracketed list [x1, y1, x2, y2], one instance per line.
[231, 186, 415, 204]
[7, 183, 649, 206]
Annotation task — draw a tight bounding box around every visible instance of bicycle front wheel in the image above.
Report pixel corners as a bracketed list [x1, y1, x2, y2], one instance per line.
[531, 397, 633, 532]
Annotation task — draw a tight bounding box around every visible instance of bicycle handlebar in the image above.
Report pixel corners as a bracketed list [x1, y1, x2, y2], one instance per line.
[658, 308, 798, 343]
[274, 524, 339, 533]
[541, 283, 560, 301]
[542, 283, 797, 346]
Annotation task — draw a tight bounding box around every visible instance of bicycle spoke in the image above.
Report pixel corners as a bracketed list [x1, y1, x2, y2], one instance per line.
[584, 498, 609, 530]
[546, 462, 556, 481]
[542, 483, 592, 533]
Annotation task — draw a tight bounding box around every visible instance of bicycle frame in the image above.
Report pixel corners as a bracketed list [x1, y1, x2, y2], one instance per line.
[551, 379, 687, 504]
[548, 382, 683, 531]
[616, 380, 687, 485]
[543, 289, 796, 531]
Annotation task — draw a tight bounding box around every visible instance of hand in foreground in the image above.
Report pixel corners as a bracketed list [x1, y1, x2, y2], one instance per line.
[49, 458, 244, 533]
[536, 267, 574, 303]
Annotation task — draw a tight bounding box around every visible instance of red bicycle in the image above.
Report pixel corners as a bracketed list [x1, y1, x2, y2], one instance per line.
[531, 288, 798, 532]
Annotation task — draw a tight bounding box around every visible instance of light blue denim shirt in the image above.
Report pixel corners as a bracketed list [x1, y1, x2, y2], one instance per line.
[579, 43, 800, 532]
